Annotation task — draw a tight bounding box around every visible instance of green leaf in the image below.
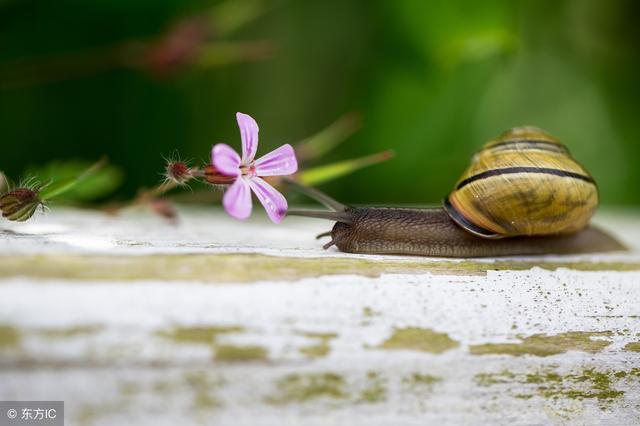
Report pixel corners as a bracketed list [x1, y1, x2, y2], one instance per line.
[298, 150, 394, 186]
[26, 159, 123, 202]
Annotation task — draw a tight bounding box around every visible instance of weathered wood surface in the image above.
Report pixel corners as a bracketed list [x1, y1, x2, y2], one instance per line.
[1, 207, 639, 426]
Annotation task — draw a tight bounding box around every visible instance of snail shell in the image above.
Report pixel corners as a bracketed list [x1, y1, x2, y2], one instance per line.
[443, 126, 598, 239]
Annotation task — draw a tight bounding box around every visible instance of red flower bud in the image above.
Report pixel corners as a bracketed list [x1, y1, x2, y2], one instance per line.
[203, 164, 236, 185]
[165, 161, 194, 185]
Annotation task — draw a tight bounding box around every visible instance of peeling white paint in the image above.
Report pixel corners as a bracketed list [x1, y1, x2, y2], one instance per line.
[1, 208, 640, 425]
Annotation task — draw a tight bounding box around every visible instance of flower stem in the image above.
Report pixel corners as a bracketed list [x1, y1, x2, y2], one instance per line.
[39, 157, 108, 201]
[147, 180, 178, 199]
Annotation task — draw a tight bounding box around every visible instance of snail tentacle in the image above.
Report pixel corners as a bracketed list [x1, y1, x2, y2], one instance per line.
[316, 231, 332, 239]
[283, 178, 347, 212]
[286, 209, 353, 224]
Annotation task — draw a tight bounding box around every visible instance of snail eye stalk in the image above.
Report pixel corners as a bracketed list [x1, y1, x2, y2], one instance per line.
[283, 178, 352, 224]
[282, 178, 347, 212]
[286, 209, 353, 224]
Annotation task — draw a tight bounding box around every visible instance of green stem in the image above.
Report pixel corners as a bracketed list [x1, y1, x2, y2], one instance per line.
[297, 150, 395, 186]
[39, 157, 108, 201]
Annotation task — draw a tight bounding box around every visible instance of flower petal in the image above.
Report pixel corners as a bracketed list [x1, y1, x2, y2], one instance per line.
[236, 112, 259, 163]
[223, 178, 252, 220]
[248, 176, 288, 223]
[212, 143, 241, 177]
[254, 144, 298, 177]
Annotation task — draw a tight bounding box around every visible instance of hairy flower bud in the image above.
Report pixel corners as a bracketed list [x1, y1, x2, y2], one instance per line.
[165, 161, 194, 185]
[0, 188, 43, 222]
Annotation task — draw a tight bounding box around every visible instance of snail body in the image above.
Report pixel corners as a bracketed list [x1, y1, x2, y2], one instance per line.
[326, 207, 623, 257]
[287, 127, 625, 258]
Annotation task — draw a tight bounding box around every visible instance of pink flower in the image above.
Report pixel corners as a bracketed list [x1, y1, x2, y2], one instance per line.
[212, 112, 298, 223]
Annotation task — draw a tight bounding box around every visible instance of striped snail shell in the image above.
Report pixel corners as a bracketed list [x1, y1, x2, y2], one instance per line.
[443, 126, 598, 239]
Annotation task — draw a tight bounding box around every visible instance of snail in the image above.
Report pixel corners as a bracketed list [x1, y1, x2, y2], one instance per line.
[287, 126, 626, 257]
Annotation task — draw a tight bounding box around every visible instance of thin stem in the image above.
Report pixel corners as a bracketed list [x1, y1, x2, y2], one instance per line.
[148, 180, 179, 199]
[39, 157, 108, 201]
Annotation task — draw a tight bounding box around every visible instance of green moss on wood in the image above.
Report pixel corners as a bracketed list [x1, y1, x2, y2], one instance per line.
[214, 344, 267, 362]
[362, 307, 379, 318]
[474, 370, 515, 386]
[526, 371, 562, 384]
[299, 331, 338, 340]
[624, 341, 640, 352]
[514, 393, 534, 400]
[298, 331, 337, 358]
[151, 380, 175, 395]
[75, 399, 134, 426]
[358, 371, 387, 403]
[0, 324, 20, 348]
[119, 382, 140, 397]
[475, 366, 636, 410]
[1, 253, 639, 283]
[157, 325, 244, 345]
[538, 368, 624, 404]
[378, 327, 459, 354]
[470, 331, 612, 357]
[403, 373, 443, 388]
[300, 343, 330, 358]
[267, 373, 347, 404]
[76, 406, 97, 426]
[184, 371, 223, 410]
[36, 324, 102, 338]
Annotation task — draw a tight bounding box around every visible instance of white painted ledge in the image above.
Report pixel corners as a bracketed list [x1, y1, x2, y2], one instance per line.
[1, 207, 639, 426]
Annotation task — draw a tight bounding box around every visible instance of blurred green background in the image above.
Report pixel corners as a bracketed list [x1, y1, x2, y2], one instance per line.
[1, 0, 638, 206]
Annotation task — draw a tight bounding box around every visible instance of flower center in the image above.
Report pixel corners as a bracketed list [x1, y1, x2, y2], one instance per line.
[240, 162, 257, 178]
